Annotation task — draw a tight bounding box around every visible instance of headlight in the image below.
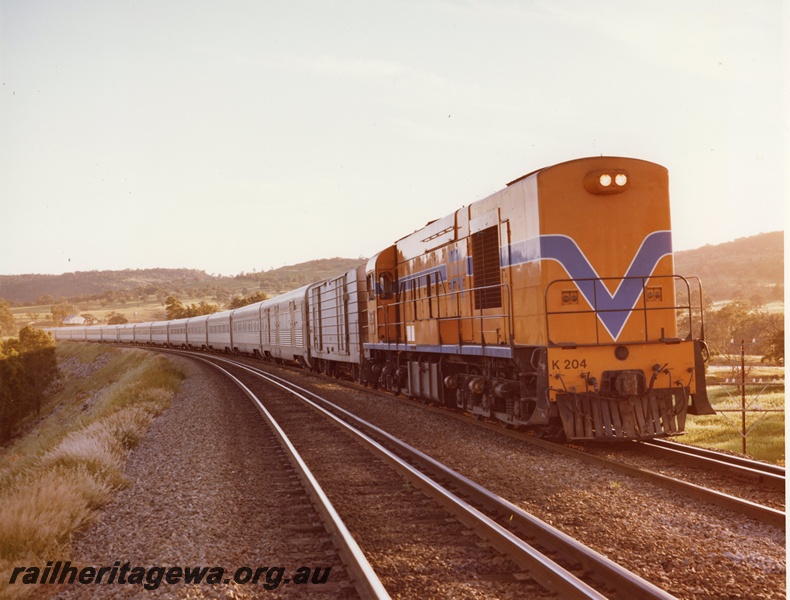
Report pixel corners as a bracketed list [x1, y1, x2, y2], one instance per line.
[585, 169, 630, 194]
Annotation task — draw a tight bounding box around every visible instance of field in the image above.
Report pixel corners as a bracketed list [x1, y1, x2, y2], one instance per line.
[10, 294, 215, 329]
[684, 359, 785, 465]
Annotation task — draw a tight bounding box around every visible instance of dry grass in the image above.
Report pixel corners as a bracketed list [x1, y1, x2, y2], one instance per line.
[0, 344, 183, 598]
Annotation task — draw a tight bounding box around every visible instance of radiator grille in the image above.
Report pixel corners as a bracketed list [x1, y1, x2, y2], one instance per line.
[471, 225, 502, 309]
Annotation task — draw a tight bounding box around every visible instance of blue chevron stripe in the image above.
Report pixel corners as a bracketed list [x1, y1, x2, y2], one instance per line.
[504, 231, 673, 340]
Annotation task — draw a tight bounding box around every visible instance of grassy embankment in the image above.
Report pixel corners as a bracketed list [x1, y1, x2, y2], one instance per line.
[685, 361, 785, 465]
[0, 344, 184, 598]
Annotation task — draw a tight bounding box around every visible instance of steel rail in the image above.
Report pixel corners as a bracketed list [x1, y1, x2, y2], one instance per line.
[188, 355, 391, 600]
[342, 378, 786, 527]
[639, 439, 786, 489]
[546, 446, 786, 528]
[218, 356, 677, 600]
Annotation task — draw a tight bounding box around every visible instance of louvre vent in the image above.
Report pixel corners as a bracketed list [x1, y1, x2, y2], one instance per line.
[471, 225, 502, 310]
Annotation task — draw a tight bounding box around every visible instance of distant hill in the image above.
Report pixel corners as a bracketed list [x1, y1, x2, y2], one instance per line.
[0, 269, 213, 305]
[0, 258, 365, 305]
[0, 232, 784, 306]
[674, 231, 783, 304]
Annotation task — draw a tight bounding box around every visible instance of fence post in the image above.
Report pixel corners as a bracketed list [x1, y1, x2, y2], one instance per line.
[740, 339, 747, 454]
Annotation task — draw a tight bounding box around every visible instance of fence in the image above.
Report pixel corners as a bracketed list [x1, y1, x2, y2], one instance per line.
[707, 340, 784, 454]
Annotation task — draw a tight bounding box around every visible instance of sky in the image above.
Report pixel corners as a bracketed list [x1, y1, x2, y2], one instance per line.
[0, 0, 785, 276]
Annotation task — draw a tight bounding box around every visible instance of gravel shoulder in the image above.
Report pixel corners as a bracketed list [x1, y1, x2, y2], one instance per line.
[48, 355, 346, 599]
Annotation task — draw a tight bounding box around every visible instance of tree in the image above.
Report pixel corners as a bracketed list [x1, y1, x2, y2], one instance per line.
[762, 329, 785, 366]
[0, 298, 17, 337]
[50, 302, 79, 326]
[0, 327, 58, 441]
[229, 291, 269, 309]
[0, 344, 24, 442]
[106, 311, 128, 325]
[188, 301, 219, 317]
[165, 296, 187, 319]
[165, 296, 219, 319]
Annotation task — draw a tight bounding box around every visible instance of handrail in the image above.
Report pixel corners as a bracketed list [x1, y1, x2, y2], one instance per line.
[544, 274, 705, 347]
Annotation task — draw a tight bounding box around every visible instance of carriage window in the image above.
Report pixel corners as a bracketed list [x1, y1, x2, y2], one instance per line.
[471, 225, 502, 310]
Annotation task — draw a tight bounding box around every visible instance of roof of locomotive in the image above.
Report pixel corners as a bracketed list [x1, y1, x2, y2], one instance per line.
[505, 155, 662, 187]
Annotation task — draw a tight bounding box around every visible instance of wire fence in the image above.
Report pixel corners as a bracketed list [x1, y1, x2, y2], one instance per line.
[707, 340, 784, 454]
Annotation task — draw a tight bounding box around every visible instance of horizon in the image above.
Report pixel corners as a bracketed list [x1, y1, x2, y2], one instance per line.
[0, 229, 783, 279]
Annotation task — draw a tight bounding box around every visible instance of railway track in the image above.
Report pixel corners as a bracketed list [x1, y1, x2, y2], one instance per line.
[179, 350, 679, 599]
[187, 347, 785, 528]
[550, 441, 785, 527]
[638, 438, 785, 491]
[453, 411, 785, 527]
[318, 366, 786, 528]
[184, 346, 785, 531]
[187, 354, 388, 599]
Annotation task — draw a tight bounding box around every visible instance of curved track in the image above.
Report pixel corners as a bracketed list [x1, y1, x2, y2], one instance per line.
[187, 354, 389, 599]
[172, 349, 679, 600]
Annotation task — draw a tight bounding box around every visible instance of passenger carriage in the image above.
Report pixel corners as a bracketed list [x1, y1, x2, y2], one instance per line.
[150, 321, 169, 346]
[206, 311, 232, 353]
[134, 322, 153, 345]
[100, 325, 119, 343]
[259, 285, 310, 364]
[168, 317, 189, 348]
[186, 316, 208, 350]
[119, 323, 135, 344]
[231, 301, 264, 357]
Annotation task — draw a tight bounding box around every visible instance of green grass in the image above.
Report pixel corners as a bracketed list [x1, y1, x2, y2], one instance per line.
[0, 344, 184, 598]
[683, 378, 785, 465]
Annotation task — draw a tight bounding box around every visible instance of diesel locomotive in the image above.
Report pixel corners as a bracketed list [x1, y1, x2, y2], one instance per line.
[49, 156, 714, 441]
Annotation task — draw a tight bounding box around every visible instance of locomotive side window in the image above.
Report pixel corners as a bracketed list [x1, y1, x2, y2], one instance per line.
[379, 272, 394, 299]
[471, 225, 502, 310]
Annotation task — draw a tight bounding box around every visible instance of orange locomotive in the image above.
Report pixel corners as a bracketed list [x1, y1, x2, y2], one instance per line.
[364, 156, 714, 440]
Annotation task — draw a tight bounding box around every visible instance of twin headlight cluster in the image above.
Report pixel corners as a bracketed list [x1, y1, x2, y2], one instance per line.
[584, 170, 629, 194]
